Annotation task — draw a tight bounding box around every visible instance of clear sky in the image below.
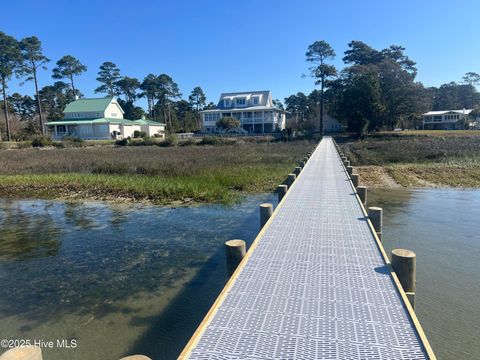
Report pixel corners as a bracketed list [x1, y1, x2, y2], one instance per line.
[2, 0, 480, 107]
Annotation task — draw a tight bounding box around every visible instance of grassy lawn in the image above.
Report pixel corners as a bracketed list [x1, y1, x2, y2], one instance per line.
[0, 142, 313, 204]
[337, 131, 480, 188]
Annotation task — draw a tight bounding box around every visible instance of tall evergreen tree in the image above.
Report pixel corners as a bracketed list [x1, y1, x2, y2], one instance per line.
[140, 74, 159, 118]
[188, 86, 206, 129]
[52, 55, 87, 97]
[95, 62, 121, 96]
[116, 76, 141, 103]
[17, 36, 49, 134]
[154, 74, 181, 131]
[306, 40, 337, 134]
[0, 32, 22, 141]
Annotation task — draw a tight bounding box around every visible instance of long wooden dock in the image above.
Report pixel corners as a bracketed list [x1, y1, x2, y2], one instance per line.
[179, 137, 435, 359]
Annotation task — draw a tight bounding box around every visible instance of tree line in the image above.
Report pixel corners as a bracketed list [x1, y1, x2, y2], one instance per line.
[286, 40, 480, 136]
[0, 31, 214, 141]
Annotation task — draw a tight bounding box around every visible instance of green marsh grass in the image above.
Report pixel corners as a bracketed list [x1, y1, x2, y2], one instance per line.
[0, 142, 312, 204]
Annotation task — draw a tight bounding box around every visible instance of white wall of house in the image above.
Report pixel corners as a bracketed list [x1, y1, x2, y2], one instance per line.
[105, 102, 124, 119]
[141, 124, 165, 137]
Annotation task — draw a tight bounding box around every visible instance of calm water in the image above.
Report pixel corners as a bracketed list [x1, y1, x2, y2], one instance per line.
[369, 189, 480, 360]
[0, 190, 478, 360]
[0, 195, 277, 360]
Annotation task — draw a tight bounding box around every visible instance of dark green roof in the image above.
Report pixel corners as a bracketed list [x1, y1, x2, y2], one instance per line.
[63, 97, 115, 113]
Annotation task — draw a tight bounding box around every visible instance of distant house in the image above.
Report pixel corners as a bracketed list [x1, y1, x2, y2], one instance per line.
[323, 113, 343, 133]
[45, 97, 165, 140]
[200, 91, 286, 134]
[422, 109, 472, 130]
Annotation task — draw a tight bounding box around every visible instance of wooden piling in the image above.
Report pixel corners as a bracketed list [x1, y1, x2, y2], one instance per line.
[259, 203, 273, 229]
[300, 161, 306, 168]
[225, 239, 246, 274]
[287, 173, 296, 187]
[368, 207, 383, 241]
[357, 186, 367, 206]
[351, 174, 359, 188]
[346, 166, 353, 176]
[0, 347, 42, 360]
[391, 249, 416, 309]
[293, 167, 302, 176]
[277, 184, 288, 202]
[343, 160, 350, 167]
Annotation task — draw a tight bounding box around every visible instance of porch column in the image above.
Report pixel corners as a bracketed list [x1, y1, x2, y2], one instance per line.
[262, 111, 265, 133]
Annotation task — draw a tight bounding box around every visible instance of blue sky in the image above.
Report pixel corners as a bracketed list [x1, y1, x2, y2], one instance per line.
[2, 0, 479, 107]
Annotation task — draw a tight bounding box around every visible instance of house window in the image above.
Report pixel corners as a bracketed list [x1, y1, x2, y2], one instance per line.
[236, 98, 246, 106]
[57, 125, 66, 133]
[252, 96, 259, 105]
[224, 99, 231, 107]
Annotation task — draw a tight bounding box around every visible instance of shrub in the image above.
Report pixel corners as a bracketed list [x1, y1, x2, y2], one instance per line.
[133, 130, 148, 138]
[31, 135, 52, 147]
[115, 138, 130, 146]
[199, 136, 220, 146]
[158, 135, 177, 147]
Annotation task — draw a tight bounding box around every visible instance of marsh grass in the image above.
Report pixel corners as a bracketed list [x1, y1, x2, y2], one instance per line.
[0, 142, 312, 203]
[338, 132, 480, 188]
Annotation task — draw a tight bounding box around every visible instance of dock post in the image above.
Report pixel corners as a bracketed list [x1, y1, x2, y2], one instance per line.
[357, 186, 367, 206]
[293, 166, 302, 176]
[346, 166, 353, 176]
[287, 173, 296, 187]
[343, 160, 350, 167]
[259, 203, 273, 229]
[277, 184, 288, 201]
[0, 347, 42, 360]
[351, 173, 359, 188]
[300, 161, 306, 168]
[120, 356, 152, 360]
[368, 207, 383, 241]
[225, 239, 246, 275]
[391, 249, 416, 309]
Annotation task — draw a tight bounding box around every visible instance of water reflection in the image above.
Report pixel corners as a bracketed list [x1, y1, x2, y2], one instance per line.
[0, 195, 275, 360]
[0, 200, 61, 260]
[369, 189, 480, 360]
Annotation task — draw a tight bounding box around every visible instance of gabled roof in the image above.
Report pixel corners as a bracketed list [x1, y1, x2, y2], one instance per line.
[217, 90, 272, 109]
[423, 109, 473, 116]
[63, 97, 122, 114]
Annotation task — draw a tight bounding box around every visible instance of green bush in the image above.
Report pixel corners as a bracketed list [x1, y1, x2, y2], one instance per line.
[115, 138, 130, 146]
[199, 136, 220, 146]
[31, 136, 53, 147]
[158, 135, 177, 147]
[133, 130, 148, 138]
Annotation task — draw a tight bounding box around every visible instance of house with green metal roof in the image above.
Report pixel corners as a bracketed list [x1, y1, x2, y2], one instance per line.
[45, 97, 166, 140]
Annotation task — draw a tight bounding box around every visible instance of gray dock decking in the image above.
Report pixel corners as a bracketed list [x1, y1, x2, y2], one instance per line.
[182, 137, 431, 359]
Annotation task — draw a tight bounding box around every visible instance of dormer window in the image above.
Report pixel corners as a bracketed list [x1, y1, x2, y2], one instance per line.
[236, 98, 246, 106]
[224, 99, 231, 108]
[252, 96, 259, 105]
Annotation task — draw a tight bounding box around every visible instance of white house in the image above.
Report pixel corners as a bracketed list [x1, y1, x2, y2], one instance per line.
[422, 109, 472, 130]
[45, 97, 166, 140]
[323, 113, 343, 133]
[200, 91, 286, 134]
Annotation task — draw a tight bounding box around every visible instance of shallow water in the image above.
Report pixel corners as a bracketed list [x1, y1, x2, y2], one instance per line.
[0, 195, 276, 359]
[369, 188, 480, 360]
[1, 189, 478, 360]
